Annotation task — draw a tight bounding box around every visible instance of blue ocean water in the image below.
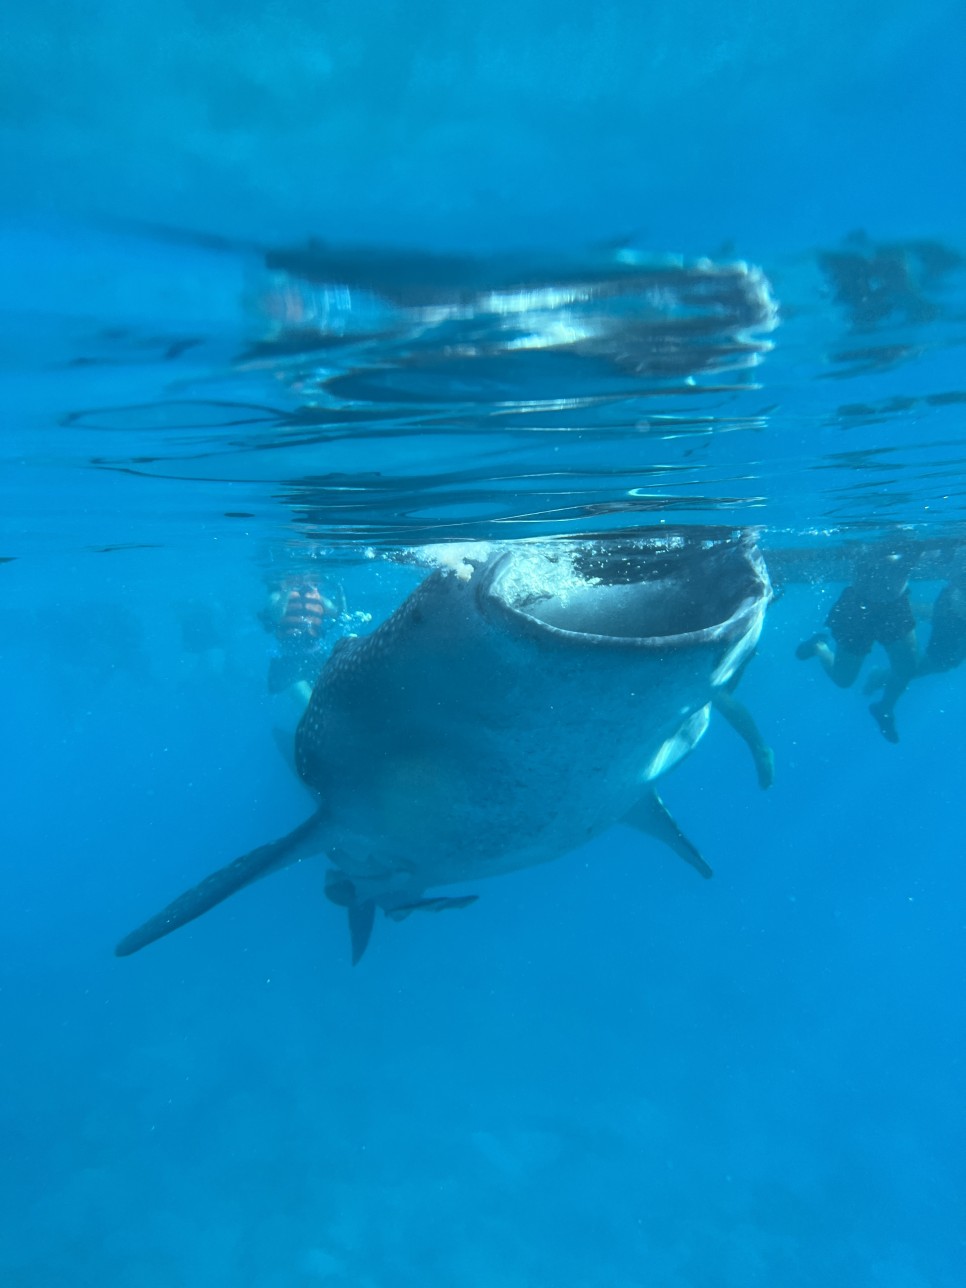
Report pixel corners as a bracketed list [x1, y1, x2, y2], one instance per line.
[2, 4, 965, 1286]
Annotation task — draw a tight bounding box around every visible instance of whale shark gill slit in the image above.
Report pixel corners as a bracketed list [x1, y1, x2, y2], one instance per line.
[114, 808, 326, 957]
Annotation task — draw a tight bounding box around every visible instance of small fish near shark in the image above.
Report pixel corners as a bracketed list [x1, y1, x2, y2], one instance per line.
[116, 534, 772, 964]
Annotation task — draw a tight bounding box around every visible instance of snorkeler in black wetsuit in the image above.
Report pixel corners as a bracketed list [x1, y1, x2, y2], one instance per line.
[919, 576, 966, 675]
[796, 547, 919, 744]
[863, 560, 966, 731]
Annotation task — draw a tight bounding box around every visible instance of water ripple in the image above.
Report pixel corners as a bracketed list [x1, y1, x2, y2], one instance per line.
[7, 226, 966, 552]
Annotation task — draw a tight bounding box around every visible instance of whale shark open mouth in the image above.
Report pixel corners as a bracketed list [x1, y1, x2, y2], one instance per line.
[478, 534, 768, 650]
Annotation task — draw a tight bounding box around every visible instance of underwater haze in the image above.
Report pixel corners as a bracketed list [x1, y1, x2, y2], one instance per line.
[2, 4, 965, 1286]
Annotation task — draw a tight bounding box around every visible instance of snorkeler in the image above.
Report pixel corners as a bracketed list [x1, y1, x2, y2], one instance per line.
[796, 546, 919, 744]
[916, 559, 966, 677]
[865, 552, 966, 707]
[262, 579, 343, 708]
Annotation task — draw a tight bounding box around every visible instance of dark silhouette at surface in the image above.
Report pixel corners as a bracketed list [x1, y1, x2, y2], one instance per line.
[796, 546, 919, 743]
[818, 233, 962, 329]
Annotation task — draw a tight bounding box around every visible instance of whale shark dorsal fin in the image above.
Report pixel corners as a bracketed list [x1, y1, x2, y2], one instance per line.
[115, 808, 327, 957]
[621, 789, 713, 879]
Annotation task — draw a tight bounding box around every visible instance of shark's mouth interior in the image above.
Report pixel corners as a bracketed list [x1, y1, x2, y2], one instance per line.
[487, 539, 764, 641]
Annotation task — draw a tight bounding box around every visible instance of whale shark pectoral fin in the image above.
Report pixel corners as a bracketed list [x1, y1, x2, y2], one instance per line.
[115, 808, 327, 957]
[348, 902, 376, 966]
[384, 895, 480, 922]
[621, 789, 713, 880]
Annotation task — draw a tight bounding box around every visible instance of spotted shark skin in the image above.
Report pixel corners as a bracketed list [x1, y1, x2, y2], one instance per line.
[116, 535, 771, 962]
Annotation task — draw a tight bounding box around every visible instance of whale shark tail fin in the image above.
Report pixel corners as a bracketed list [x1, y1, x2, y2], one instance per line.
[115, 809, 327, 957]
[621, 789, 713, 879]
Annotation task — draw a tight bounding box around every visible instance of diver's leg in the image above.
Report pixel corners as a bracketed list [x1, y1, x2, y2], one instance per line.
[868, 630, 919, 744]
[862, 666, 888, 695]
[796, 631, 865, 688]
[814, 642, 864, 688]
[712, 693, 775, 789]
[917, 609, 966, 677]
[916, 655, 947, 678]
[795, 631, 828, 661]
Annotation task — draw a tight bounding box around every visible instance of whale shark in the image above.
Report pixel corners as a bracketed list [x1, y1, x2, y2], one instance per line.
[116, 534, 771, 963]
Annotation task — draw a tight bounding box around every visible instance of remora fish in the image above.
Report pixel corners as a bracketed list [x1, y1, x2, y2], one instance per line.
[116, 535, 771, 963]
